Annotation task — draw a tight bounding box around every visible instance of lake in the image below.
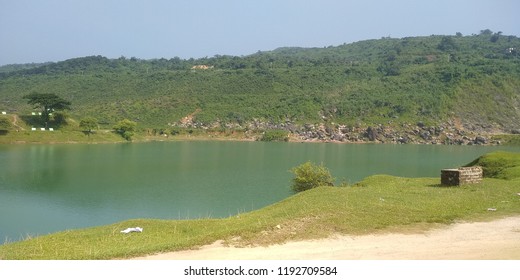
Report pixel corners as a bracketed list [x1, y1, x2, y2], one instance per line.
[1, 141, 519, 243]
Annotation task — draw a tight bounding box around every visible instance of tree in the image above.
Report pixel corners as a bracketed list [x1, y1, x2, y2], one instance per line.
[23, 93, 71, 127]
[52, 111, 68, 126]
[290, 161, 334, 192]
[438, 36, 457, 51]
[490, 31, 502, 43]
[480, 29, 493, 36]
[0, 116, 12, 134]
[113, 119, 137, 140]
[79, 117, 98, 135]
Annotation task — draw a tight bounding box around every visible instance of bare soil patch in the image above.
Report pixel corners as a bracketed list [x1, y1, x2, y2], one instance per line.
[133, 216, 520, 260]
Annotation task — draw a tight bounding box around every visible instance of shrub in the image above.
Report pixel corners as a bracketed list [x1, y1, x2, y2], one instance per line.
[0, 116, 12, 134]
[290, 161, 334, 192]
[260, 129, 289, 142]
[113, 119, 137, 141]
[79, 117, 98, 134]
[51, 111, 68, 126]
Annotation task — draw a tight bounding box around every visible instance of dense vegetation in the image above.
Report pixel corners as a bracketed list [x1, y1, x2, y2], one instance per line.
[0, 30, 519, 135]
[1, 151, 519, 259]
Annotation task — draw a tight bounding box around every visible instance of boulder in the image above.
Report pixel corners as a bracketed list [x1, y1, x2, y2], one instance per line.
[397, 136, 409, 144]
[332, 133, 345, 141]
[474, 136, 487, 145]
[366, 126, 378, 141]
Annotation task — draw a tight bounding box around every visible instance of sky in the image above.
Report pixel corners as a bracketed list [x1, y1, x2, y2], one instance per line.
[0, 0, 519, 65]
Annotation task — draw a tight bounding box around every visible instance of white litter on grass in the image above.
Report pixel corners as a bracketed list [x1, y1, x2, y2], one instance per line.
[120, 227, 143, 234]
[487, 208, 497, 211]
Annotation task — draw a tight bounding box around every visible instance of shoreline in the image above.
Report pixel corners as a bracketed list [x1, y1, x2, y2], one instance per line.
[0, 131, 515, 146]
[1, 114, 518, 145]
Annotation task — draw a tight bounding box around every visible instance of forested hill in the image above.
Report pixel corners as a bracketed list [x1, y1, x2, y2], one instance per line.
[1, 31, 520, 140]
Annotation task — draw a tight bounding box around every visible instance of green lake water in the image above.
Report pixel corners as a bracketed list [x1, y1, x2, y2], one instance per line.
[1, 141, 519, 243]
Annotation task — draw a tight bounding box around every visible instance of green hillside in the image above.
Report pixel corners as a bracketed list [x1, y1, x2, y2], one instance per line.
[1, 30, 519, 143]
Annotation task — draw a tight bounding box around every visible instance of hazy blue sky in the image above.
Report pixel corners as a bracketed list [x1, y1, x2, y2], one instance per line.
[0, 0, 519, 65]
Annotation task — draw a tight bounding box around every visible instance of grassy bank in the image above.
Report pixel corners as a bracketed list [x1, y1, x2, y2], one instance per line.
[466, 150, 520, 179]
[0, 113, 259, 144]
[0, 127, 257, 144]
[1, 152, 519, 260]
[0, 129, 124, 144]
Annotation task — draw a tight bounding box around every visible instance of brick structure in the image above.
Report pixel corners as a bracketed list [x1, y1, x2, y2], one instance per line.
[441, 166, 483, 186]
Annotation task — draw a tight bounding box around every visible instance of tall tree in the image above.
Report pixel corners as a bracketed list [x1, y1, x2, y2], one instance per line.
[23, 93, 71, 127]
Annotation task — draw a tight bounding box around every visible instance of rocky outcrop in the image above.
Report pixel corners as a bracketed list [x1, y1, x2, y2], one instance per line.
[288, 121, 502, 145]
[171, 117, 506, 145]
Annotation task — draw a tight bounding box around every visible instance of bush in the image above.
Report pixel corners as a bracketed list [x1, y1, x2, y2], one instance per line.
[51, 111, 68, 126]
[79, 117, 98, 134]
[113, 119, 137, 141]
[260, 129, 289, 142]
[0, 116, 12, 134]
[290, 161, 334, 192]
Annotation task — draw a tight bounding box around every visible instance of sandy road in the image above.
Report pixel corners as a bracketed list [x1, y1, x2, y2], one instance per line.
[133, 216, 520, 260]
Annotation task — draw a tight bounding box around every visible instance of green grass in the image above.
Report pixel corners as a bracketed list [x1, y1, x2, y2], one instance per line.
[466, 151, 520, 180]
[0, 115, 259, 144]
[1, 173, 519, 260]
[491, 134, 520, 146]
[0, 129, 126, 144]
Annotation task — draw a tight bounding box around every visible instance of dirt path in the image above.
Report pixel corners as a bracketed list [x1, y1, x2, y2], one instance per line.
[11, 115, 25, 131]
[133, 216, 520, 260]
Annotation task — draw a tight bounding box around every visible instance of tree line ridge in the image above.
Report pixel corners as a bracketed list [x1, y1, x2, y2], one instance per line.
[0, 30, 519, 143]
